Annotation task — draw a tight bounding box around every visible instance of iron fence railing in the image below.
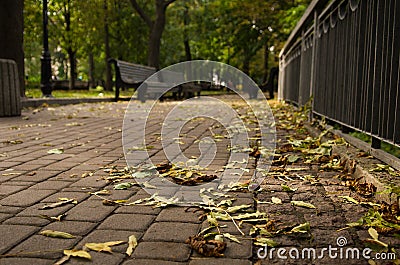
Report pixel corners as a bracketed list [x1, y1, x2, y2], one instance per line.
[279, 0, 400, 150]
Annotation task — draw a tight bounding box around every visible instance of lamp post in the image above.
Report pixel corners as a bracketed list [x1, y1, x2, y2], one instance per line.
[40, 0, 52, 97]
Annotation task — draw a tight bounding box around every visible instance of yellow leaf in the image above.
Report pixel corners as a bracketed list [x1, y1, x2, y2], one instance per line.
[39, 230, 75, 239]
[291, 201, 316, 209]
[271, 197, 282, 204]
[368, 227, 379, 241]
[126, 235, 138, 256]
[63, 249, 91, 260]
[85, 241, 125, 253]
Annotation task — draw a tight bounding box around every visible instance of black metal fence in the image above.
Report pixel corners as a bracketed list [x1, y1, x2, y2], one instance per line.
[279, 0, 400, 150]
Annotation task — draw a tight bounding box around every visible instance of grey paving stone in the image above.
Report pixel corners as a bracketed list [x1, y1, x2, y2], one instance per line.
[97, 213, 155, 232]
[189, 258, 251, 265]
[142, 222, 199, 243]
[115, 204, 162, 215]
[31, 180, 72, 190]
[156, 207, 203, 223]
[69, 176, 109, 188]
[122, 259, 187, 265]
[0, 258, 53, 265]
[88, 189, 138, 201]
[41, 191, 90, 203]
[8, 235, 81, 259]
[133, 242, 191, 262]
[0, 184, 26, 196]
[0, 212, 13, 222]
[0, 205, 24, 214]
[16, 203, 74, 217]
[8, 170, 58, 182]
[0, 188, 57, 207]
[0, 225, 39, 254]
[42, 221, 97, 236]
[3, 216, 51, 226]
[64, 200, 116, 222]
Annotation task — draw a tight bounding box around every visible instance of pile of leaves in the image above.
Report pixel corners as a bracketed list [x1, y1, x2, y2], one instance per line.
[155, 162, 217, 186]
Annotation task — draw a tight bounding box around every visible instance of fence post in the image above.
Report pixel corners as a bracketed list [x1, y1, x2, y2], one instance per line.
[0, 59, 21, 117]
[309, 10, 319, 121]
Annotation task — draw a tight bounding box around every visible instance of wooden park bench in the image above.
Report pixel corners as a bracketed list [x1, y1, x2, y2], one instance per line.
[108, 59, 201, 101]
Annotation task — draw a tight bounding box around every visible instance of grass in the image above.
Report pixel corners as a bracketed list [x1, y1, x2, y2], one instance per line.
[25, 87, 229, 99]
[349, 131, 400, 158]
[25, 87, 128, 98]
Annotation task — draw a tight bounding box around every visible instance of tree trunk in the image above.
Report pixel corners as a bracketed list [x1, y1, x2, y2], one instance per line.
[0, 0, 24, 96]
[243, 55, 250, 76]
[130, 0, 177, 68]
[147, 0, 167, 68]
[64, 0, 76, 90]
[104, 0, 112, 91]
[262, 43, 269, 83]
[88, 52, 95, 88]
[67, 48, 76, 90]
[183, 5, 191, 61]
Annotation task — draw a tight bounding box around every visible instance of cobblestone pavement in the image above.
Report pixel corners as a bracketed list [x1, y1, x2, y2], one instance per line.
[0, 96, 398, 264]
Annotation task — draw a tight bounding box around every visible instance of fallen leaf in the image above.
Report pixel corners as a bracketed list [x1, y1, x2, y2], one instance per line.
[254, 237, 279, 247]
[47, 148, 64, 154]
[271, 197, 282, 204]
[63, 249, 91, 260]
[290, 222, 311, 233]
[225, 204, 252, 213]
[39, 230, 75, 239]
[368, 227, 379, 241]
[114, 182, 138, 190]
[85, 241, 124, 253]
[143, 182, 157, 189]
[223, 233, 241, 243]
[186, 235, 226, 257]
[291, 201, 316, 209]
[39, 214, 67, 222]
[281, 184, 297, 192]
[126, 235, 138, 256]
[338, 196, 359, 204]
[40, 198, 77, 210]
[287, 155, 300, 163]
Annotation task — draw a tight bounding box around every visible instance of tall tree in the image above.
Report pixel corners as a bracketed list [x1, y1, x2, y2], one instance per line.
[129, 0, 177, 68]
[0, 0, 24, 95]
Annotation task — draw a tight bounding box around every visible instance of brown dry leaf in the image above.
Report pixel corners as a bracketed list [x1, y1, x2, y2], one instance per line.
[278, 143, 293, 153]
[126, 235, 138, 256]
[39, 214, 67, 222]
[173, 174, 217, 186]
[186, 235, 226, 257]
[351, 181, 376, 197]
[40, 198, 77, 210]
[272, 155, 287, 166]
[155, 162, 173, 174]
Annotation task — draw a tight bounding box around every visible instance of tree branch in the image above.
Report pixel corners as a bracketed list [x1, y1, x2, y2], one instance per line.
[129, 0, 153, 28]
[164, 0, 177, 7]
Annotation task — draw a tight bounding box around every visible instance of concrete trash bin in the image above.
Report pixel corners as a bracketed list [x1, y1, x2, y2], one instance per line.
[0, 59, 21, 116]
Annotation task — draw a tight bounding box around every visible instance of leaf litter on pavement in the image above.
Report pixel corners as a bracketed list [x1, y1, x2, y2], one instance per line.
[13, 100, 399, 262]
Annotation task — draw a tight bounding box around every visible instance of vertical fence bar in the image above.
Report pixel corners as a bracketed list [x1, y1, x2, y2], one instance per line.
[279, 0, 400, 153]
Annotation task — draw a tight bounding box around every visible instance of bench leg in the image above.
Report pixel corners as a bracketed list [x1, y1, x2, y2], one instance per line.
[115, 86, 120, 101]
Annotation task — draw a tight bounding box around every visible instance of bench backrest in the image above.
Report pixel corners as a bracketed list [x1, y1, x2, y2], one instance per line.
[116, 60, 156, 84]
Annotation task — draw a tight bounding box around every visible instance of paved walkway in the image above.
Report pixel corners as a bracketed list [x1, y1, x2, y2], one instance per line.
[0, 96, 398, 264]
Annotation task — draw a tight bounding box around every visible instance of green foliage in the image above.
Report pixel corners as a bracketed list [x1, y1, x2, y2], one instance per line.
[24, 0, 311, 85]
